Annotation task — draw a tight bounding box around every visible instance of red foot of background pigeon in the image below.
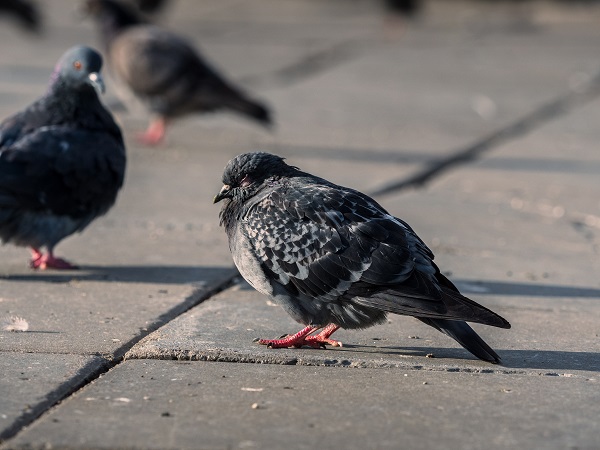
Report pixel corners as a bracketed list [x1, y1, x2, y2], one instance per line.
[30, 248, 78, 270]
[136, 117, 166, 146]
[258, 324, 342, 349]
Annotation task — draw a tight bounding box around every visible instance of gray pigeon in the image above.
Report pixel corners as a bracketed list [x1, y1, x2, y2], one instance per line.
[214, 152, 510, 363]
[85, 0, 272, 145]
[0, 45, 126, 269]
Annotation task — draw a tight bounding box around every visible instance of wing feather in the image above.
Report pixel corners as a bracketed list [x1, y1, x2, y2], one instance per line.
[0, 126, 125, 217]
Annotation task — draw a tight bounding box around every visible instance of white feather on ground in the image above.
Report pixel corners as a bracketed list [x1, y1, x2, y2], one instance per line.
[1, 315, 29, 331]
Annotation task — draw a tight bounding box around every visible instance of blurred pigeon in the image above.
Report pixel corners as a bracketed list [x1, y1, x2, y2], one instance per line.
[214, 152, 510, 363]
[0, 46, 126, 269]
[85, 0, 272, 145]
[384, 0, 421, 17]
[0, 0, 41, 33]
[131, 0, 168, 15]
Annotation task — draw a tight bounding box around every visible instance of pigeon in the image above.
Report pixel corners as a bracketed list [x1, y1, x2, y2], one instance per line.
[214, 152, 511, 363]
[85, 0, 272, 145]
[384, 0, 421, 17]
[130, 0, 168, 15]
[0, 0, 41, 33]
[0, 45, 126, 270]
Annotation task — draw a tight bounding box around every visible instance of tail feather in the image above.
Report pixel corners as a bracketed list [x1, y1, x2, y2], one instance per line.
[418, 318, 502, 364]
[228, 95, 272, 128]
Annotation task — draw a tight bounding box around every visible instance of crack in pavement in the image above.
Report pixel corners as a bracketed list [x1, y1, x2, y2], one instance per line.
[0, 357, 110, 444]
[240, 40, 361, 90]
[369, 73, 600, 197]
[0, 274, 238, 445]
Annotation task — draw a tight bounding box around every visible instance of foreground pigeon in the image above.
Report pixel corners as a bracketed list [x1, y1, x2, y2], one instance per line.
[0, 46, 126, 269]
[85, 0, 272, 145]
[214, 152, 510, 363]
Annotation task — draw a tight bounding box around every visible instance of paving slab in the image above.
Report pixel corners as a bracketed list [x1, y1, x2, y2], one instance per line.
[378, 98, 600, 287]
[0, 353, 108, 441]
[5, 359, 599, 450]
[259, 17, 600, 156]
[127, 282, 599, 377]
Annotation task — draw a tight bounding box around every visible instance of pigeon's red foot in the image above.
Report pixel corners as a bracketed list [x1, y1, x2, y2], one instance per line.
[258, 324, 342, 349]
[136, 117, 167, 146]
[302, 324, 342, 348]
[30, 249, 78, 270]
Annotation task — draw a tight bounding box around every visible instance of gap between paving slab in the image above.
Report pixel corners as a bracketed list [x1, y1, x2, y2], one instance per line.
[369, 67, 600, 196]
[0, 274, 238, 444]
[0, 355, 109, 444]
[6, 359, 600, 450]
[240, 39, 361, 90]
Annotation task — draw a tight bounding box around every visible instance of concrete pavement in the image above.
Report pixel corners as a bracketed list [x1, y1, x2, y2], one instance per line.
[0, 0, 599, 448]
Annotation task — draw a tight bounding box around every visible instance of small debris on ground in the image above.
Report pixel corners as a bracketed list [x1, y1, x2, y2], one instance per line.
[1, 316, 29, 332]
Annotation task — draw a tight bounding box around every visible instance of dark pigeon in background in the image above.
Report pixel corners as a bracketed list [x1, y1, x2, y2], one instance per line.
[0, 0, 41, 33]
[0, 46, 126, 270]
[214, 152, 511, 363]
[85, 0, 272, 145]
[384, 0, 421, 17]
[131, 0, 169, 15]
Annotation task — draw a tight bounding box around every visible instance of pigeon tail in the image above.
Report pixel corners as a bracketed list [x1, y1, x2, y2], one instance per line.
[418, 318, 502, 364]
[227, 96, 272, 128]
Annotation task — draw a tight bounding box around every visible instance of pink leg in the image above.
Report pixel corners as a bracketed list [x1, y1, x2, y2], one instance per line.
[30, 248, 78, 270]
[136, 117, 167, 146]
[258, 324, 342, 349]
[30, 248, 43, 268]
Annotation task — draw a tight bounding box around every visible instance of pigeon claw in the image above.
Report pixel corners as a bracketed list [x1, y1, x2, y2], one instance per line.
[257, 324, 342, 349]
[304, 336, 343, 348]
[30, 250, 78, 270]
[259, 337, 321, 349]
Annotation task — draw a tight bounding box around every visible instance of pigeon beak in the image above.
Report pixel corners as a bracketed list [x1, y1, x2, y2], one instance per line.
[88, 72, 105, 95]
[213, 185, 231, 204]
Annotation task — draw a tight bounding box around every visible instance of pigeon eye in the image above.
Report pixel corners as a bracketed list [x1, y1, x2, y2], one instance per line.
[240, 174, 252, 187]
[73, 61, 82, 70]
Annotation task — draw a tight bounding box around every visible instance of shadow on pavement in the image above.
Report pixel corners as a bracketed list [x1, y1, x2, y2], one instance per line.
[379, 346, 600, 373]
[237, 277, 600, 298]
[500, 349, 600, 373]
[456, 279, 600, 298]
[0, 265, 237, 285]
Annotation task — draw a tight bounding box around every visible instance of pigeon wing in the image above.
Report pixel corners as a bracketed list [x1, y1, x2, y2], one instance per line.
[0, 126, 125, 217]
[243, 179, 509, 328]
[0, 107, 33, 150]
[243, 181, 424, 300]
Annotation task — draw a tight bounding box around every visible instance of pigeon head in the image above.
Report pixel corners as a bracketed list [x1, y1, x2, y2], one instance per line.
[214, 152, 295, 204]
[52, 45, 105, 95]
